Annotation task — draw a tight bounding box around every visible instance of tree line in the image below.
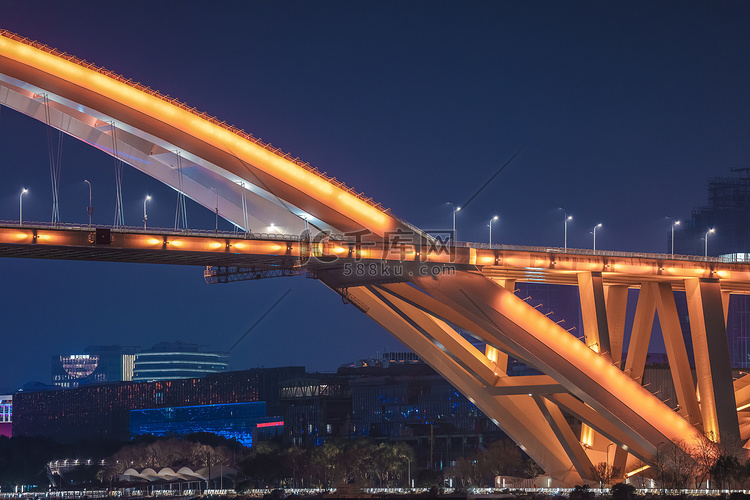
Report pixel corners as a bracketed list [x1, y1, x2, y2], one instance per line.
[0, 433, 542, 491]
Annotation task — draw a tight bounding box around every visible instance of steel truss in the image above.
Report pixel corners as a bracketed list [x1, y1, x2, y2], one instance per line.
[204, 265, 301, 284]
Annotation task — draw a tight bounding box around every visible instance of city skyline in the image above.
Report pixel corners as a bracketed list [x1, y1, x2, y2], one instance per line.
[1, 2, 749, 392]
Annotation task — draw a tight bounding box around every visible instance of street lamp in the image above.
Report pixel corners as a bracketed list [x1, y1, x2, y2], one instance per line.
[592, 223, 602, 253]
[401, 455, 411, 489]
[143, 195, 151, 230]
[705, 228, 715, 257]
[559, 208, 573, 251]
[211, 187, 219, 234]
[447, 202, 461, 243]
[667, 217, 680, 256]
[488, 215, 499, 246]
[84, 180, 93, 227]
[19, 188, 27, 226]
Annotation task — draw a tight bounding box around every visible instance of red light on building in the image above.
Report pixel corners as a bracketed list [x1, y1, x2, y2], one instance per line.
[256, 421, 284, 428]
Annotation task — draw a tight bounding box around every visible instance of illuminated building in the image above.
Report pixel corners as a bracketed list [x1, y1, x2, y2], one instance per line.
[0, 394, 11, 437]
[280, 375, 353, 446]
[51, 345, 138, 388]
[13, 366, 304, 443]
[347, 364, 505, 470]
[281, 360, 507, 470]
[133, 342, 228, 382]
[341, 351, 420, 369]
[130, 402, 283, 447]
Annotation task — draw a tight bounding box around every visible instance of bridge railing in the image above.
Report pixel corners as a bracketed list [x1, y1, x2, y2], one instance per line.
[0, 220, 301, 241]
[0, 220, 735, 263]
[463, 241, 725, 263]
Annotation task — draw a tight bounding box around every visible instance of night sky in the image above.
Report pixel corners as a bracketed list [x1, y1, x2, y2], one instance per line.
[1, 1, 749, 392]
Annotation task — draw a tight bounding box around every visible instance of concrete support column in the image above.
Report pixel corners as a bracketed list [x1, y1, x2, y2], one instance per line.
[534, 395, 594, 480]
[604, 285, 629, 366]
[685, 278, 740, 444]
[652, 282, 702, 428]
[623, 284, 656, 382]
[578, 272, 611, 359]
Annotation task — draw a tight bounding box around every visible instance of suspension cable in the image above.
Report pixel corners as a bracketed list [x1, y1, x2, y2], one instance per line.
[43, 95, 63, 224]
[174, 151, 188, 231]
[111, 122, 124, 227]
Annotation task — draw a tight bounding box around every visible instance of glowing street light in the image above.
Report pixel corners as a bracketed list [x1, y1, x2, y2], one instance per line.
[559, 208, 573, 251]
[667, 217, 680, 256]
[400, 454, 411, 489]
[488, 215, 499, 246]
[705, 228, 715, 257]
[84, 179, 93, 227]
[592, 223, 602, 253]
[143, 195, 151, 230]
[447, 202, 461, 243]
[19, 188, 27, 226]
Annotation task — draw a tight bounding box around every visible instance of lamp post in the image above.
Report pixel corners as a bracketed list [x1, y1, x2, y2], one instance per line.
[143, 195, 151, 230]
[705, 228, 715, 257]
[84, 180, 93, 227]
[211, 187, 219, 234]
[667, 217, 680, 256]
[488, 216, 498, 246]
[401, 455, 411, 489]
[559, 208, 573, 251]
[19, 188, 27, 226]
[592, 223, 602, 253]
[447, 202, 461, 243]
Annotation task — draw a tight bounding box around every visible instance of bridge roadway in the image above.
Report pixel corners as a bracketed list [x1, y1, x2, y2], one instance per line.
[0, 221, 748, 291]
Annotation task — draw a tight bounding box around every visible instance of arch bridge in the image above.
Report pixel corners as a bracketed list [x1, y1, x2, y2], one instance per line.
[1, 30, 748, 486]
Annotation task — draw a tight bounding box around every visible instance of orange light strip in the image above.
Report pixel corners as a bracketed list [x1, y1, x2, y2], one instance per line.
[0, 31, 390, 234]
[498, 289, 705, 447]
[625, 465, 651, 478]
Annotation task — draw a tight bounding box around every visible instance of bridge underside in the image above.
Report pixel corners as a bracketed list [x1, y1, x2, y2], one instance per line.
[331, 268, 743, 485]
[1, 30, 748, 486]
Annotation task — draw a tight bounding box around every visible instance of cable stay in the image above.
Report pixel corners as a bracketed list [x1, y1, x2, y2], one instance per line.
[225, 289, 292, 354]
[174, 151, 188, 231]
[110, 122, 125, 227]
[240, 181, 249, 235]
[43, 95, 63, 225]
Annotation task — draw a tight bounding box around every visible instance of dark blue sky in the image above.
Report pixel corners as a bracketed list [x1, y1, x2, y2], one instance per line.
[1, 1, 749, 391]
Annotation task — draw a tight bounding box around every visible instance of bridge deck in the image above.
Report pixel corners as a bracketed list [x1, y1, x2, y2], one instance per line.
[0, 223, 747, 292]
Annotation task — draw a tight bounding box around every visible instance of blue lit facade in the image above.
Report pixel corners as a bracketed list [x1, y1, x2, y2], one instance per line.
[130, 402, 283, 447]
[344, 365, 507, 470]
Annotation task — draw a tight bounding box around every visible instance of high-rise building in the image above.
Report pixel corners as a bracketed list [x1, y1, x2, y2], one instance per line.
[133, 341, 228, 382]
[673, 170, 750, 367]
[51, 345, 138, 388]
[673, 170, 750, 257]
[13, 366, 304, 443]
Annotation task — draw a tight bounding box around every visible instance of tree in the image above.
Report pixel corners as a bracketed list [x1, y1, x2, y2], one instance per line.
[447, 456, 480, 488]
[653, 439, 695, 491]
[590, 462, 621, 488]
[478, 439, 523, 484]
[283, 446, 308, 488]
[711, 454, 742, 490]
[689, 434, 719, 489]
[611, 482, 636, 500]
